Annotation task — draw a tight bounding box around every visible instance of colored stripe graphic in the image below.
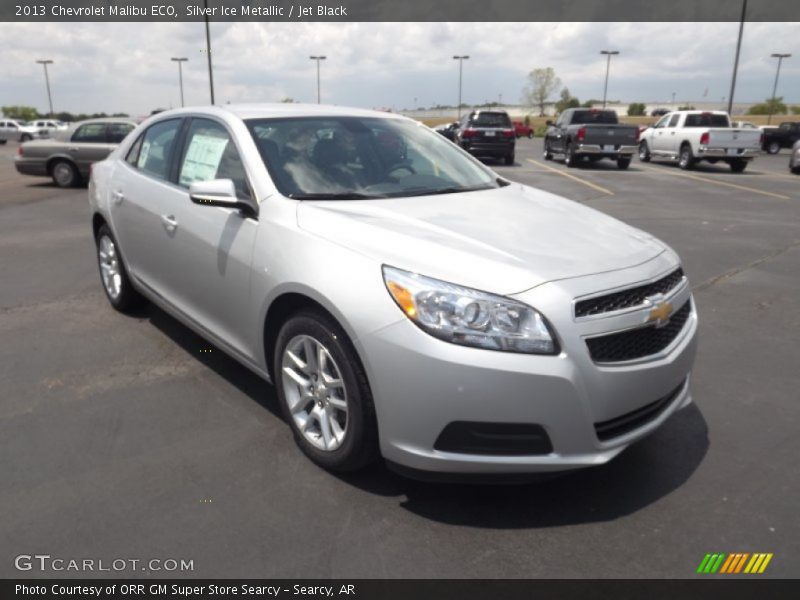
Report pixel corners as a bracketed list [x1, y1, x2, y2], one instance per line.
[699, 552, 773, 574]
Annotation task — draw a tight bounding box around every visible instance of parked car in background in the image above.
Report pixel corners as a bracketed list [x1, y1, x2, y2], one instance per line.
[88, 104, 697, 476]
[513, 120, 534, 138]
[434, 121, 458, 142]
[761, 122, 800, 154]
[15, 118, 136, 187]
[454, 110, 516, 165]
[0, 119, 41, 143]
[30, 119, 69, 138]
[790, 140, 800, 175]
[731, 121, 760, 130]
[651, 108, 670, 117]
[639, 111, 761, 172]
[543, 108, 639, 169]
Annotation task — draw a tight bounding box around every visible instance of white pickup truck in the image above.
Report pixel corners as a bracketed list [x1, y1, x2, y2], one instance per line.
[638, 110, 762, 173]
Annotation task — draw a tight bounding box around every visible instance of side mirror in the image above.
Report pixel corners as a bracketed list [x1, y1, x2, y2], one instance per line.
[189, 179, 257, 217]
[545, 120, 554, 126]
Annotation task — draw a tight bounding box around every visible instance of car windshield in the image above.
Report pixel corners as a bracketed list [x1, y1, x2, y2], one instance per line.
[246, 116, 499, 199]
[469, 112, 512, 127]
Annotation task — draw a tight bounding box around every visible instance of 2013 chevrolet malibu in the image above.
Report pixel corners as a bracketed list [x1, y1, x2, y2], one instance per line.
[89, 104, 698, 476]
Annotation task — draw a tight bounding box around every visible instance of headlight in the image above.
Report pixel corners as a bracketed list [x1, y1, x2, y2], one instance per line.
[382, 266, 558, 355]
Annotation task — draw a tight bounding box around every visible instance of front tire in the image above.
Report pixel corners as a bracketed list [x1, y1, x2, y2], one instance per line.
[51, 160, 80, 188]
[678, 144, 695, 170]
[95, 224, 144, 313]
[527, 132, 533, 139]
[638, 141, 651, 162]
[766, 141, 781, 155]
[274, 309, 379, 472]
[20, 134, 32, 142]
[543, 139, 553, 161]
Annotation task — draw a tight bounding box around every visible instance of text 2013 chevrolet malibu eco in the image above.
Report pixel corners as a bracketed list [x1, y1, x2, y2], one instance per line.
[88, 104, 697, 476]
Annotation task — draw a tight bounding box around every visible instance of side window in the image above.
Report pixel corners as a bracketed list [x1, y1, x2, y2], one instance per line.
[654, 115, 670, 128]
[125, 134, 144, 166]
[136, 119, 181, 180]
[178, 118, 250, 199]
[668, 114, 680, 128]
[107, 123, 134, 144]
[72, 123, 107, 143]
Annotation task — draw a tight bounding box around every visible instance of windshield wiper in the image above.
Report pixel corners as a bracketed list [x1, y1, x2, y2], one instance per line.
[287, 192, 384, 200]
[401, 185, 493, 197]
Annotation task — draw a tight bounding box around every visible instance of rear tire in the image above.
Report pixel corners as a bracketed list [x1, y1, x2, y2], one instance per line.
[504, 152, 515, 166]
[564, 142, 578, 168]
[274, 309, 379, 472]
[527, 132, 533, 139]
[617, 157, 632, 169]
[0, 140, 7, 145]
[678, 144, 695, 170]
[729, 159, 748, 173]
[638, 141, 651, 162]
[20, 134, 32, 142]
[766, 141, 781, 155]
[95, 224, 145, 313]
[51, 160, 80, 188]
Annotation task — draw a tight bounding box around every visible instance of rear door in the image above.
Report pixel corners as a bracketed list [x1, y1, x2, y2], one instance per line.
[109, 118, 186, 305]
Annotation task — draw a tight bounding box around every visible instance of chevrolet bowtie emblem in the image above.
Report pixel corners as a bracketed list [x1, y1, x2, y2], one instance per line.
[647, 300, 673, 328]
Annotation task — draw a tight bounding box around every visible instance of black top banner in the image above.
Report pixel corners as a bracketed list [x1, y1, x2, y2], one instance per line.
[2, 0, 799, 22]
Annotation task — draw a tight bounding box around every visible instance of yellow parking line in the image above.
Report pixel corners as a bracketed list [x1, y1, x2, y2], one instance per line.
[526, 159, 613, 196]
[637, 163, 791, 201]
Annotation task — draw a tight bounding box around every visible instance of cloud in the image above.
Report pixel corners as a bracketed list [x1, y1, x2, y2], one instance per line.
[0, 21, 797, 115]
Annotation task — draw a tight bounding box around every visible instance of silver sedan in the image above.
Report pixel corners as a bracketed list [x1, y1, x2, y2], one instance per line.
[88, 104, 698, 476]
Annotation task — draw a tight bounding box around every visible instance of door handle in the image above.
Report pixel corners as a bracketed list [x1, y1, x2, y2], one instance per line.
[111, 190, 124, 204]
[68, 147, 79, 152]
[161, 214, 178, 233]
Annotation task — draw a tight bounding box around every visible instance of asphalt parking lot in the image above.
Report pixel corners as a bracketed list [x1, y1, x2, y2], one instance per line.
[1, 137, 798, 579]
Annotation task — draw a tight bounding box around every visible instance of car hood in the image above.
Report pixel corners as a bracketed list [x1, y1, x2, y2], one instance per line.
[297, 184, 666, 294]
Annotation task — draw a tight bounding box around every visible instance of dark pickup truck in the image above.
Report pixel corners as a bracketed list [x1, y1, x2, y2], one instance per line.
[543, 108, 639, 169]
[762, 122, 800, 154]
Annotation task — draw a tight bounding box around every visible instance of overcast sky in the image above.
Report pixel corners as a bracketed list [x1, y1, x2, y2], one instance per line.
[1, 21, 798, 116]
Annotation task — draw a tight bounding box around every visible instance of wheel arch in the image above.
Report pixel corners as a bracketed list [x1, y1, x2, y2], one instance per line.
[46, 154, 78, 175]
[261, 287, 366, 383]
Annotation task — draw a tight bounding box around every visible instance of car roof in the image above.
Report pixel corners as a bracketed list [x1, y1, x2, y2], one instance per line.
[149, 103, 409, 123]
[64, 117, 138, 130]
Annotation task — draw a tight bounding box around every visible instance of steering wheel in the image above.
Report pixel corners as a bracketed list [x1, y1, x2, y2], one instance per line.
[388, 163, 416, 176]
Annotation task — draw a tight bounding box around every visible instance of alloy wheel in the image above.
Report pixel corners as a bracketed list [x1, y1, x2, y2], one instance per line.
[97, 235, 122, 300]
[281, 334, 349, 452]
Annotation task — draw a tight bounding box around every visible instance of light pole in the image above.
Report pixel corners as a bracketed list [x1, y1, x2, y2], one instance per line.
[727, 0, 747, 115]
[768, 53, 791, 124]
[171, 58, 188, 107]
[600, 50, 619, 109]
[203, 0, 215, 104]
[453, 55, 469, 119]
[309, 56, 326, 104]
[36, 60, 54, 116]
[671, 91, 676, 106]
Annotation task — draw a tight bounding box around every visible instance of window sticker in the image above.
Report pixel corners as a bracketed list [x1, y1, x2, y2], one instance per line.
[180, 133, 230, 186]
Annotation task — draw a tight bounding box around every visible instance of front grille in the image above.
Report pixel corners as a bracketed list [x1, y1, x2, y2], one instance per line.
[586, 300, 692, 363]
[594, 379, 686, 441]
[575, 267, 684, 318]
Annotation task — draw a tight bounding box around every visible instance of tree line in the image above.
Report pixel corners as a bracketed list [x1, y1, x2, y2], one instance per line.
[1, 105, 130, 122]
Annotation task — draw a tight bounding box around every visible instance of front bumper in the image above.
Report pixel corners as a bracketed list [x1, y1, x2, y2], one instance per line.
[698, 146, 760, 159]
[356, 253, 697, 474]
[575, 144, 637, 156]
